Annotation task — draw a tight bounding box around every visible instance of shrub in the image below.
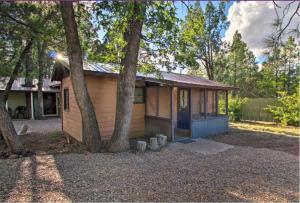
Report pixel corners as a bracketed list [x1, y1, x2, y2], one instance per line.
[266, 91, 299, 126]
[228, 96, 247, 122]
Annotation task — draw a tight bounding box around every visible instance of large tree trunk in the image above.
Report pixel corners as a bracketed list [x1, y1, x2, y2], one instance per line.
[24, 46, 33, 87]
[60, 2, 102, 152]
[0, 39, 33, 154]
[109, 2, 145, 153]
[36, 41, 47, 119]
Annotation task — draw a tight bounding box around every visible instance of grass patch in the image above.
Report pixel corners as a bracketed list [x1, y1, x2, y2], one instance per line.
[230, 122, 300, 137]
[48, 131, 62, 141]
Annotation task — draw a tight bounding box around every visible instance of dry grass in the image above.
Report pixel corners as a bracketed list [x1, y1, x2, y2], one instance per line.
[0, 131, 87, 159]
[230, 121, 299, 137]
[211, 122, 300, 156]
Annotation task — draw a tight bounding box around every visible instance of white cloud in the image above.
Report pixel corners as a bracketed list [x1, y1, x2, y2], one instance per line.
[224, 1, 300, 57]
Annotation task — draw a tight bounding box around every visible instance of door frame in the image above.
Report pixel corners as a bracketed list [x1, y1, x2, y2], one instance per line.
[177, 88, 191, 130]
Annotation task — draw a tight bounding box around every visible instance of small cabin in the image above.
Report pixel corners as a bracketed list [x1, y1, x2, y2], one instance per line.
[52, 60, 234, 142]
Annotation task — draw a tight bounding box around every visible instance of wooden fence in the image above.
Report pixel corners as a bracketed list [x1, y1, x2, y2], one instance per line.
[241, 98, 279, 122]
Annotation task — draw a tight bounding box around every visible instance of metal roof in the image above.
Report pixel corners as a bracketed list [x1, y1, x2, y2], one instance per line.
[53, 59, 234, 89]
[0, 77, 60, 92]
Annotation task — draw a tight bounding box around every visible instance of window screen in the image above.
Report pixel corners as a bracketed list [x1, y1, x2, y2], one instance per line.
[134, 87, 144, 103]
[63, 88, 69, 111]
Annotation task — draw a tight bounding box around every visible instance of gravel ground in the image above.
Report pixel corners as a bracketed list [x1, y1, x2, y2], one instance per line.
[0, 146, 298, 202]
[13, 118, 61, 134]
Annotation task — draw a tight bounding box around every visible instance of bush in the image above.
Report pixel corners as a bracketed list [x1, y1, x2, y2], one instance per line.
[228, 96, 247, 122]
[266, 91, 299, 126]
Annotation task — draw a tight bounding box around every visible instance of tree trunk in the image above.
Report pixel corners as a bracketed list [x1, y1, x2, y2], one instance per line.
[108, 2, 145, 153]
[60, 2, 102, 152]
[24, 46, 33, 87]
[0, 39, 32, 154]
[36, 41, 47, 119]
[0, 102, 23, 153]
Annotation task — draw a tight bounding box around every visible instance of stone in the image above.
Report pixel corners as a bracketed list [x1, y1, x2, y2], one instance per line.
[149, 137, 159, 151]
[157, 134, 167, 146]
[18, 124, 28, 135]
[137, 141, 147, 153]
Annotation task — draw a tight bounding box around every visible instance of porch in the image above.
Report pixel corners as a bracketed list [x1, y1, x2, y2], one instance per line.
[144, 82, 229, 141]
[6, 91, 60, 120]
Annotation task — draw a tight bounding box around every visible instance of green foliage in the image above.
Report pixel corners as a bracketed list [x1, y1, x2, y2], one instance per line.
[177, 1, 228, 80]
[266, 91, 300, 126]
[216, 31, 259, 97]
[228, 95, 247, 122]
[257, 36, 300, 97]
[92, 1, 179, 73]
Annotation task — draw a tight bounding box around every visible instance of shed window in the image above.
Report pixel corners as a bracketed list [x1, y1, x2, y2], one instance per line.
[63, 88, 69, 111]
[134, 87, 144, 103]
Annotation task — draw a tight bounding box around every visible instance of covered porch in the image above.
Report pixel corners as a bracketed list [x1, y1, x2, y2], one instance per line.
[144, 81, 229, 141]
[6, 91, 60, 120]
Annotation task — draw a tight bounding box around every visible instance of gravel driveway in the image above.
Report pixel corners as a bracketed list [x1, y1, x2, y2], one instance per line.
[0, 146, 298, 202]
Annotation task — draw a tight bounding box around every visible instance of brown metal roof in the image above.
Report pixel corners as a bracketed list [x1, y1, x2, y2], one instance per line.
[0, 77, 60, 92]
[52, 59, 234, 90]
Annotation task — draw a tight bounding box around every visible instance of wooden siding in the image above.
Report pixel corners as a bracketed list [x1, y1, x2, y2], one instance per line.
[191, 88, 200, 116]
[146, 86, 171, 119]
[207, 90, 216, 114]
[158, 86, 171, 119]
[62, 75, 145, 141]
[146, 87, 157, 116]
[145, 116, 172, 140]
[62, 77, 82, 142]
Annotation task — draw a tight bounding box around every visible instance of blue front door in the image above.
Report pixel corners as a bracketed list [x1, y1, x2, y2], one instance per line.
[177, 89, 190, 129]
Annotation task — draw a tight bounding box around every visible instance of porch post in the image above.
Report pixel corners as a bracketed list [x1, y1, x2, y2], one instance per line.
[170, 86, 174, 141]
[30, 92, 34, 120]
[204, 89, 207, 118]
[189, 88, 193, 137]
[56, 92, 59, 116]
[156, 86, 159, 116]
[215, 90, 218, 116]
[225, 90, 228, 115]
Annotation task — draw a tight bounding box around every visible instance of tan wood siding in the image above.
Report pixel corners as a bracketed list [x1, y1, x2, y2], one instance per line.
[62, 77, 83, 142]
[158, 86, 171, 119]
[146, 87, 157, 116]
[207, 90, 216, 114]
[62, 75, 145, 141]
[192, 88, 200, 115]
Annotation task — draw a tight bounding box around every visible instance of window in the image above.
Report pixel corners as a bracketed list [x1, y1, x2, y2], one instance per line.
[134, 87, 144, 103]
[63, 88, 69, 111]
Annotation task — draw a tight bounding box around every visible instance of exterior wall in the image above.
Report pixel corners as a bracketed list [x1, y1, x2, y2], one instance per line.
[191, 116, 228, 138]
[145, 116, 172, 140]
[207, 90, 216, 114]
[7, 92, 27, 113]
[62, 75, 145, 142]
[145, 86, 171, 119]
[158, 87, 171, 118]
[62, 77, 83, 141]
[191, 88, 200, 117]
[146, 87, 157, 116]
